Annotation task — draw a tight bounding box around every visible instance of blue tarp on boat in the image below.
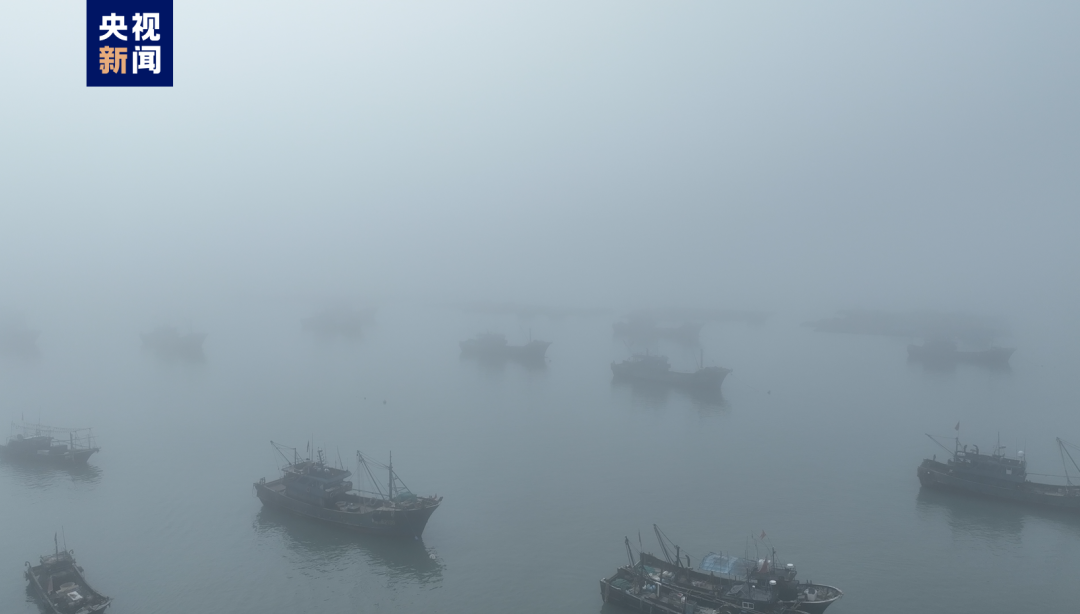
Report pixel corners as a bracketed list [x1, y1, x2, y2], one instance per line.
[698, 552, 757, 578]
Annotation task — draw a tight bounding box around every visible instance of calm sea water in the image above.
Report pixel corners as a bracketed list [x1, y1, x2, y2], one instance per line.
[2, 303, 1078, 613]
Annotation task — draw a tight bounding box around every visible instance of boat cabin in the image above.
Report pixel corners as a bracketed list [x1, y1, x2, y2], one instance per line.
[281, 461, 353, 506]
[950, 444, 1027, 483]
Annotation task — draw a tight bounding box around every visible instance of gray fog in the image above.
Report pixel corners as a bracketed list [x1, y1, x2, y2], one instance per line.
[2, 2, 1079, 614]
[3, 2, 1077, 318]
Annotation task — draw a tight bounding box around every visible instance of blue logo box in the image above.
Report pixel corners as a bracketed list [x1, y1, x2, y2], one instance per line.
[87, 0, 173, 87]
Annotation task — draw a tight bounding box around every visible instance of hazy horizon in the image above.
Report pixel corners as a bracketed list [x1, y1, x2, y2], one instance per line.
[2, 1, 1078, 331]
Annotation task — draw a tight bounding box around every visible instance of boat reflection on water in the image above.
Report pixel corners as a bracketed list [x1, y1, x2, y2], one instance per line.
[611, 379, 728, 413]
[916, 485, 1024, 540]
[253, 507, 444, 586]
[915, 486, 1080, 540]
[0, 455, 102, 487]
[459, 352, 549, 374]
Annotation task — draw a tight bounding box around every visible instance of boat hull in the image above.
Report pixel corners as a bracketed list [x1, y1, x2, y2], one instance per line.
[918, 459, 1080, 510]
[254, 480, 439, 538]
[600, 576, 689, 614]
[638, 552, 841, 614]
[25, 552, 111, 614]
[601, 571, 813, 614]
[0, 444, 98, 465]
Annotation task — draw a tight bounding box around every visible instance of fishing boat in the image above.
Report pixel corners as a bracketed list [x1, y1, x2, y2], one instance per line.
[602, 543, 815, 614]
[254, 442, 442, 538]
[637, 551, 842, 614]
[918, 432, 1080, 510]
[25, 537, 111, 614]
[635, 527, 841, 614]
[459, 332, 550, 363]
[611, 351, 730, 389]
[0, 423, 99, 465]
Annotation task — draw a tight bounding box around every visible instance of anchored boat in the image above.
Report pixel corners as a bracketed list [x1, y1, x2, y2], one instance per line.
[918, 432, 1080, 510]
[0, 423, 99, 465]
[602, 543, 817, 614]
[25, 538, 110, 614]
[636, 551, 842, 614]
[459, 332, 550, 363]
[611, 351, 730, 390]
[255, 442, 441, 538]
[630, 527, 841, 614]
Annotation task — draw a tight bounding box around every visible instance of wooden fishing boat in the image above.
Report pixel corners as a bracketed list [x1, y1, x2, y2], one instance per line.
[25, 541, 110, 614]
[255, 442, 442, 538]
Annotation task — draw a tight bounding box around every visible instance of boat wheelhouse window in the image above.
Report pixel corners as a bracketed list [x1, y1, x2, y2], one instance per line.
[742, 603, 754, 610]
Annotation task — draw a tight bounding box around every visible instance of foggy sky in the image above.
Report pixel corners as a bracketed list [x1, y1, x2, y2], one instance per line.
[1, 1, 1077, 323]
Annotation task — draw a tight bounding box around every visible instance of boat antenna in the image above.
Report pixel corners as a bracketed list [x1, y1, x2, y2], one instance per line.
[62, 527, 67, 553]
[625, 536, 636, 567]
[54, 533, 58, 557]
[388, 451, 394, 502]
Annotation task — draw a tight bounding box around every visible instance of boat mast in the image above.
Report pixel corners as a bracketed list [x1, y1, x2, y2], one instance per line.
[388, 451, 394, 502]
[1057, 438, 1080, 487]
[653, 524, 674, 564]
